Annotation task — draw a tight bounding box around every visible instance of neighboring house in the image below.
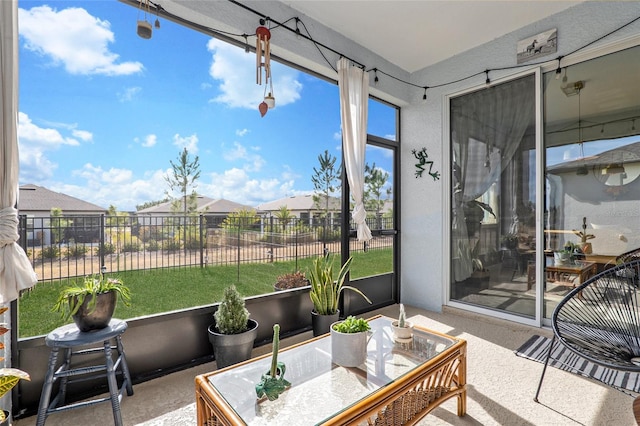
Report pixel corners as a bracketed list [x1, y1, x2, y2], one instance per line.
[546, 142, 640, 255]
[136, 196, 255, 227]
[18, 184, 107, 245]
[257, 194, 341, 225]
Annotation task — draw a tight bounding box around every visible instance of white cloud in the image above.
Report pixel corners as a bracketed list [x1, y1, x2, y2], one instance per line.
[222, 142, 264, 172]
[37, 163, 300, 211]
[236, 128, 249, 137]
[72, 129, 93, 142]
[207, 39, 302, 109]
[18, 5, 143, 76]
[142, 134, 157, 148]
[18, 112, 95, 184]
[73, 164, 133, 185]
[223, 142, 247, 161]
[173, 134, 199, 153]
[19, 112, 81, 148]
[52, 168, 169, 211]
[201, 169, 297, 206]
[118, 87, 142, 102]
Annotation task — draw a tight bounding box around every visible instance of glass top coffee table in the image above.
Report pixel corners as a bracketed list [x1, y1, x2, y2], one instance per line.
[195, 315, 466, 425]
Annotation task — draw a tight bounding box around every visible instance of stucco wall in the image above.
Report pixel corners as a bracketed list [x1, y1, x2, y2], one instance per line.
[400, 2, 640, 311]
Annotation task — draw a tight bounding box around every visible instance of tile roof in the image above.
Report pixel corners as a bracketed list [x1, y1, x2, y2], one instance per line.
[18, 184, 107, 213]
[137, 196, 254, 214]
[257, 194, 340, 211]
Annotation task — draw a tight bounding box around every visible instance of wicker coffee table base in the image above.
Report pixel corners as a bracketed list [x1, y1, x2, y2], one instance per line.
[196, 341, 466, 426]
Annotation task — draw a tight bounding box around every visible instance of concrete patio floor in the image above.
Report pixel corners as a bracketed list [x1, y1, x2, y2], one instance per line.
[15, 304, 638, 426]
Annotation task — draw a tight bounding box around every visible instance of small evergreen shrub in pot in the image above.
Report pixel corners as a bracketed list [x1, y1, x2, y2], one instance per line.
[208, 285, 259, 369]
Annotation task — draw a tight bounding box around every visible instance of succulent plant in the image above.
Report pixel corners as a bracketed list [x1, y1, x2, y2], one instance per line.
[332, 316, 370, 333]
[308, 254, 371, 315]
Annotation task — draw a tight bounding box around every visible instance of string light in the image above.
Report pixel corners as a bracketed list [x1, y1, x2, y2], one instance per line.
[373, 68, 379, 85]
[140, 0, 640, 102]
[244, 35, 250, 53]
[555, 57, 563, 80]
[422, 87, 428, 101]
[295, 17, 301, 39]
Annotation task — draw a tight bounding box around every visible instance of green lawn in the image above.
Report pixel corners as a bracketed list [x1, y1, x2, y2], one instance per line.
[18, 248, 393, 338]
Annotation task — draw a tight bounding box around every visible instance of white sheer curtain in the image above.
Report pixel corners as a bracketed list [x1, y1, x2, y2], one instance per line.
[451, 76, 535, 282]
[337, 58, 372, 242]
[0, 0, 38, 303]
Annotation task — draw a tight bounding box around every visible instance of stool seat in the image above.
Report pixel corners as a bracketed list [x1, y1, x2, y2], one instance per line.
[45, 319, 128, 348]
[36, 318, 133, 426]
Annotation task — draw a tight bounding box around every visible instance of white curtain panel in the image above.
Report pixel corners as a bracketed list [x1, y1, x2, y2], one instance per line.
[337, 58, 372, 242]
[0, 0, 37, 303]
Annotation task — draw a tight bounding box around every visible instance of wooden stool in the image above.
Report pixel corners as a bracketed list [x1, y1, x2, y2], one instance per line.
[36, 319, 133, 426]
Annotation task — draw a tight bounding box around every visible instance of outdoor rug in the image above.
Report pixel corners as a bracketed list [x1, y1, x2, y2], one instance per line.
[515, 334, 640, 395]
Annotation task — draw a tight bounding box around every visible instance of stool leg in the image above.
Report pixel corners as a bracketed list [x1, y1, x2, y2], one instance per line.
[36, 347, 59, 426]
[115, 335, 134, 396]
[57, 347, 73, 406]
[104, 339, 124, 426]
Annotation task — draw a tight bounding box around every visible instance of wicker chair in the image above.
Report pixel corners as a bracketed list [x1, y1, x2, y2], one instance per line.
[535, 259, 640, 402]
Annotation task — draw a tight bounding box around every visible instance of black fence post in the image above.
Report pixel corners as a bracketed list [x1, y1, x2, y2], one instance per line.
[199, 214, 204, 268]
[100, 214, 105, 273]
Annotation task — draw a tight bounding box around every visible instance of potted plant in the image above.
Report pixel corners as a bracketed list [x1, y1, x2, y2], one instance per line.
[554, 242, 582, 265]
[308, 254, 371, 336]
[330, 316, 371, 367]
[0, 307, 30, 424]
[273, 271, 309, 291]
[573, 217, 595, 254]
[52, 274, 131, 332]
[501, 233, 519, 250]
[391, 303, 413, 341]
[255, 324, 290, 401]
[208, 285, 259, 369]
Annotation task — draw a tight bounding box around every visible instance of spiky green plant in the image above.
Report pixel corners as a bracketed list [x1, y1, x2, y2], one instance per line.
[214, 285, 249, 334]
[308, 254, 371, 315]
[51, 274, 131, 320]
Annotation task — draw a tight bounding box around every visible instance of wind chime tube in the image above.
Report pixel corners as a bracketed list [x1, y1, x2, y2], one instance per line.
[256, 34, 262, 85]
[256, 26, 271, 86]
[264, 36, 271, 82]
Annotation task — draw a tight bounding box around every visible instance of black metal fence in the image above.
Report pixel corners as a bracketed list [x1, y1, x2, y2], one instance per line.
[18, 214, 394, 282]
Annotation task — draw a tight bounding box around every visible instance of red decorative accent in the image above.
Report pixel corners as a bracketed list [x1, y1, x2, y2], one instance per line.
[259, 101, 268, 117]
[256, 26, 271, 40]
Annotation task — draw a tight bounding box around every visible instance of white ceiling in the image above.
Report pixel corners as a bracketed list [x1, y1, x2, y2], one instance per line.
[282, 1, 583, 73]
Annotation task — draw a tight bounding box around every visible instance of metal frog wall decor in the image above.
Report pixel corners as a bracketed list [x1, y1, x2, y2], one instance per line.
[412, 147, 440, 181]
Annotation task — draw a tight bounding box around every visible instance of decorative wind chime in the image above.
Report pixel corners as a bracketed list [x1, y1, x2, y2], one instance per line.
[256, 20, 275, 117]
[136, 0, 160, 39]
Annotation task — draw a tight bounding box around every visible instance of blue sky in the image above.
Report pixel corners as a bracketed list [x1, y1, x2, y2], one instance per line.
[17, 0, 396, 211]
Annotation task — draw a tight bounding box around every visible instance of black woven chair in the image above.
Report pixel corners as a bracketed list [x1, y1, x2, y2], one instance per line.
[535, 259, 640, 402]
